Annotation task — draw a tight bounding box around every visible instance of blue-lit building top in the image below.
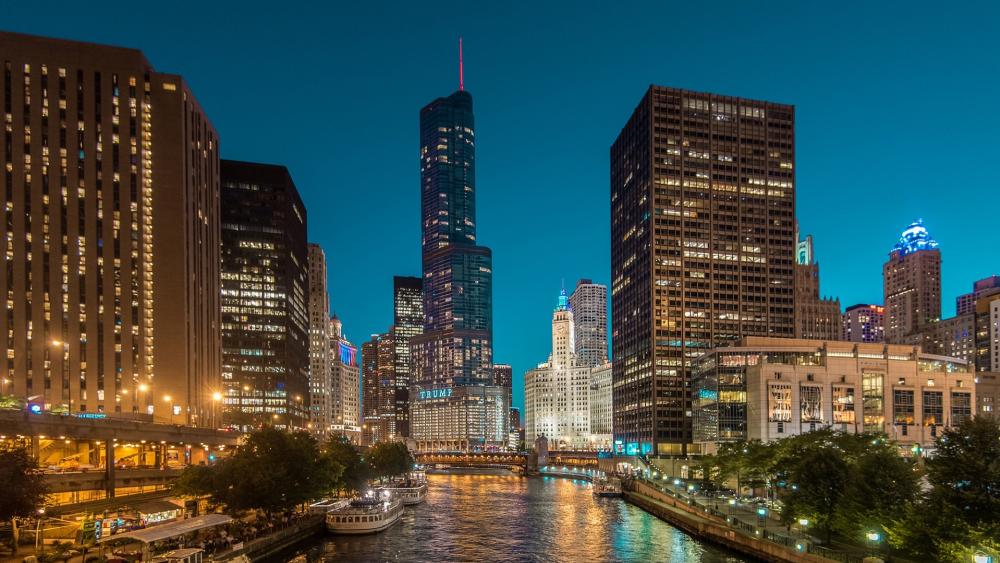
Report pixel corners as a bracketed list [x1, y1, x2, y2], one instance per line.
[556, 287, 568, 311]
[892, 219, 939, 256]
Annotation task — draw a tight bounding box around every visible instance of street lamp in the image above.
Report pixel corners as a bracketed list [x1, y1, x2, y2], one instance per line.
[757, 506, 768, 530]
[798, 517, 809, 529]
[973, 553, 993, 563]
[211, 392, 222, 428]
[866, 530, 881, 556]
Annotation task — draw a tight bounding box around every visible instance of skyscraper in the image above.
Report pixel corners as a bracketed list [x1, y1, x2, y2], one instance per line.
[361, 329, 397, 443]
[409, 54, 505, 451]
[307, 244, 333, 435]
[392, 276, 423, 437]
[524, 289, 594, 449]
[0, 32, 220, 425]
[842, 304, 885, 343]
[611, 86, 796, 454]
[883, 220, 941, 343]
[220, 160, 309, 430]
[568, 280, 608, 368]
[330, 314, 361, 444]
[793, 233, 842, 340]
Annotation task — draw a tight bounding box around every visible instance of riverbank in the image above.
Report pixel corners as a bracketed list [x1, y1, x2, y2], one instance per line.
[622, 479, 865, 563]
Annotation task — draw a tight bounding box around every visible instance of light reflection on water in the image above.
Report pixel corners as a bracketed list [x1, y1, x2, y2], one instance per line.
[284, 473, 748, 562]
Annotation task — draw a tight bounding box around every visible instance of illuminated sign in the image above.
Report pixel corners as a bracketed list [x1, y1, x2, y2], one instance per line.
[418, 388, 453, 400]
[74, 412, 107, 419]
[339, 342, 357, 366]
[625, 443, 639, 456]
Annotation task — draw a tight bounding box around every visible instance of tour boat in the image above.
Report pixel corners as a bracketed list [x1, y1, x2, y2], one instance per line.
[326, 492, 404, 535]
[592, 476, 623, 497]
[378, 474, 428, 505]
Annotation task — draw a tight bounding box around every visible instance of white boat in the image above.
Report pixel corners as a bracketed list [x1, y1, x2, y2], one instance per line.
[593, 476, 622, 497]
[308, 498, 351, 514]
[326, 492, 403, 535]
[378, 480, 428, 506]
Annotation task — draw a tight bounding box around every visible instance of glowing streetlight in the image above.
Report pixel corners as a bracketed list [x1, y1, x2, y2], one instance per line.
[212, 392, 222, 402]
[973, 553, 993, 563]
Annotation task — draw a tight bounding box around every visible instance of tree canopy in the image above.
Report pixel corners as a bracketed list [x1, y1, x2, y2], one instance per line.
[0, 444, 49, 553]
[365, 442, 414, 481]
[175, 428, 343, 513]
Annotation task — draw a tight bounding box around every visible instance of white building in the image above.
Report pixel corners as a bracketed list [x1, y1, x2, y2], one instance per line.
[307, 244, 334, 436]
[330, 315, 362, 444]
[524, 289, 595, 450]
[569, 280, 608, 368]
[589, 362, 613, 449]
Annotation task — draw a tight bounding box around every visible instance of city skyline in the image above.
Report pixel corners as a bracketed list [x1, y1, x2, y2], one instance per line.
[4, 2, 998, 414]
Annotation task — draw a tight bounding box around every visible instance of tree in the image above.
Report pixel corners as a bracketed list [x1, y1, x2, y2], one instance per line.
[365, 442, 413, 481]
[324, 436, 368, 494]
[174, 428, 343, 514]
[890, 416, 1000, 560]
[833, 445, 918, 540]
[779, 444, 849, 543]
[0, 445, 48, 554]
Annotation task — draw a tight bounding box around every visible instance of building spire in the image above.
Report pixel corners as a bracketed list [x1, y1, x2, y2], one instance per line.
[459, 37, 464, 91]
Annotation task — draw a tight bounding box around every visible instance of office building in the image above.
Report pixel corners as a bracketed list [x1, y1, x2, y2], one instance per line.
[957, 275, 1000, 316]
[524, 289, 594, 449]
[220, 160, 309, 430]
[975, 292, 1000, 372]
[409, 65, 505, 451]
[912, 314, 975, 366]
[568, 280, 608, 368]
[611, 86, 796, 454]
[0, 32, 220, 425]
[330, 314, 361, 444]
[307, 244, 333, 435]
[793, 234, 841, 340]
[509, 406, 522, 449]
[589, 362, 613, 449]
[975, 372, 999, 417]
[392, 276, 423, 437]
[842, 304, 885, 343]
[361, 329, 398, 443]
[692, 337, 974, 453]
[884, 220, 941, 343]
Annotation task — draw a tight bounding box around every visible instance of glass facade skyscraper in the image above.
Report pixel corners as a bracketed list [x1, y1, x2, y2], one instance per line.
[410, 87, 505, 451]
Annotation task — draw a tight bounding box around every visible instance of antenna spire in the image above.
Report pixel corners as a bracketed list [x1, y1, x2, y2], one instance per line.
[459, 37, 464, 91]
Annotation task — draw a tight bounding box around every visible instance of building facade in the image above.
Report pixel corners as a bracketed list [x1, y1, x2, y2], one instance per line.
[568, 280, 608, 368]
[793, 234, 841, 340]
[975, 292, 1000, 372]
[589, 362, 613, 449]
[523, 289, 594, 449]
[912, 314, 976, 366]
[692, 337, 974, 453]
[883, 220, 941, 344]
[307, 244, 333, 435]
[409, 81, 504, 451]
[392, 276, 422, 437]
[220, 160, 309, 430]
[611, 87, 796, 455]
[956, 275, 1000, 316]
[362, 329, 399, 444]
[330, 315, 361, 444]
[975, 372, 999, 418]
[0, 32, 220, 425]
[843, 304, 885, 343]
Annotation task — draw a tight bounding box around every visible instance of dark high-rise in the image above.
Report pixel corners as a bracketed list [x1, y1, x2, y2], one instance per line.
[409, 65, 506, 451]
[220, 160, 309, 430]
[0, 32, 220, 425]
[611, 86, 796, 455]
[393, 276, 423, 437]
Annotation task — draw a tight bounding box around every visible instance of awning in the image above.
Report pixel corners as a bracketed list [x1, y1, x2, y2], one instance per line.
[131, 500, 183, 515]
[99, 514, 232, 544]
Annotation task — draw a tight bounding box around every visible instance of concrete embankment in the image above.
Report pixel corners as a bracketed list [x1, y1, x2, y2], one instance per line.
[214, 515, 324, 562]
[624, 480, 833, 563]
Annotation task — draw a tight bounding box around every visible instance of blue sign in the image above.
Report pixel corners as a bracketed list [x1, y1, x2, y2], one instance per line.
[418, 388, 453, 400]
[625, 442, 639, 456]
[74, 412, 107, 419]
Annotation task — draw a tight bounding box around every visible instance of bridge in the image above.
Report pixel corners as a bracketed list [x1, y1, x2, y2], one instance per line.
[415, 450, 600, 471]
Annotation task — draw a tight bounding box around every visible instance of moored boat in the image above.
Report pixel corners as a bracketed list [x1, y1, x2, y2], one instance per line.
[593, 476, 622, 497]
[378, 475, 428, 505]
[326, 492, 403, 534]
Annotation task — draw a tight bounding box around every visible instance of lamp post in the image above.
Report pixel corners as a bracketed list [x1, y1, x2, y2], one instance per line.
[866, 530, 881, 557]
[211, 392, 222, 428]
[973, 552, 993, 563]
[727, 498, 736, 522]
[757, 506, 768, 531]
[163, 395, 174, 424]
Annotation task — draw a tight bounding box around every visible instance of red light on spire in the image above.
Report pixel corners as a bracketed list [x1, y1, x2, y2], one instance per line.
[459, 37, 464, 91]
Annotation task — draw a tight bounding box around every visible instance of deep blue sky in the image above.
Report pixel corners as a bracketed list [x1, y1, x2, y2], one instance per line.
[7, 1, 998, 413]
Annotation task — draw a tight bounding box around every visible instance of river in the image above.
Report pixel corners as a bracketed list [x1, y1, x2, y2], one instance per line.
[280, 472, 747, 563]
